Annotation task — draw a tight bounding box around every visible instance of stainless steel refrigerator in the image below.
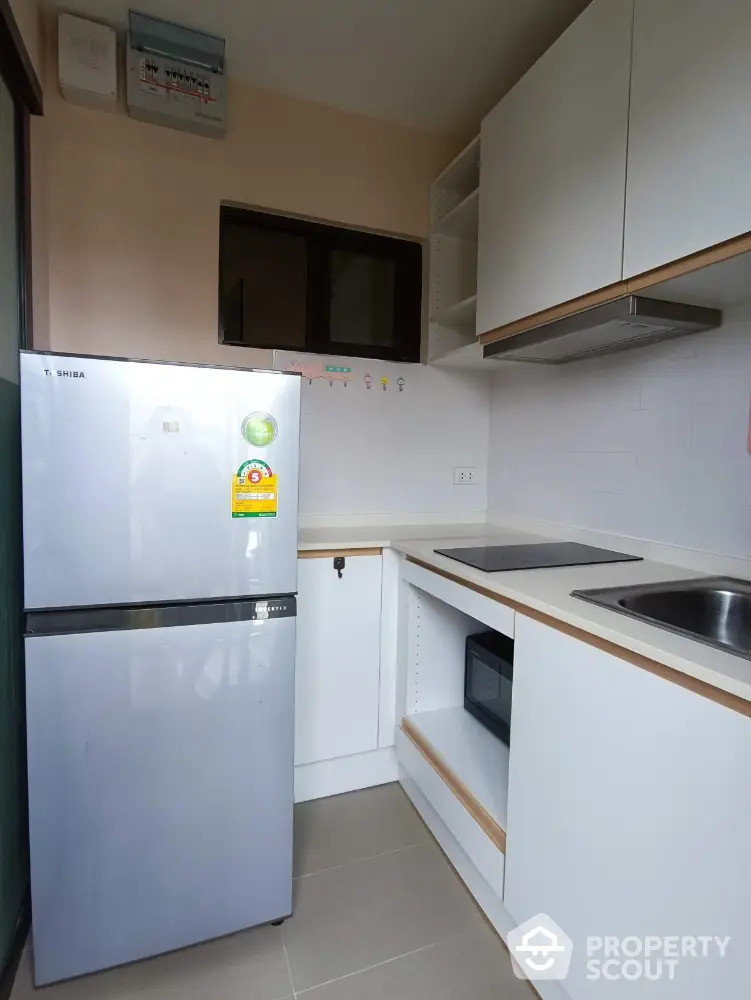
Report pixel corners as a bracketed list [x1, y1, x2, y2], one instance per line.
[20, 351, 301, 985]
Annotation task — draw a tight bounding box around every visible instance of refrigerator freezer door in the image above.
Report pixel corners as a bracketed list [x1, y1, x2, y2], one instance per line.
[25, 614, 295, 985]
[21, 353, 301, 609]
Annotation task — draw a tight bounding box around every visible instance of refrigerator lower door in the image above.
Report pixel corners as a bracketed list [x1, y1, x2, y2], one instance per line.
[25, 613, 295, 985]
[21, 352, 301, 609]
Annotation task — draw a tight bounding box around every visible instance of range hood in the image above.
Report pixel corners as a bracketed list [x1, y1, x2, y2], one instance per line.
[483, 295, 722, 364]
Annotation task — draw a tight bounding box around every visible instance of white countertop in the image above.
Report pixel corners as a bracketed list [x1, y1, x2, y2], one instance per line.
[298, 521, 751, 705]
[297, 522, 491, 551]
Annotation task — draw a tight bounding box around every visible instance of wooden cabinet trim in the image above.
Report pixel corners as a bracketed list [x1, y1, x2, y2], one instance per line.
[298, 547, 383, 559]
[401, 717, 507, 854]
[479, 231, 751, 346]
[478, 281, 627, 345]
[626, 230, 751, 290]
[405, 556, 751, 719]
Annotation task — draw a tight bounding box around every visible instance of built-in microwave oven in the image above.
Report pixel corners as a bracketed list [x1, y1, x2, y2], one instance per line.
[464, 631, 514, 745]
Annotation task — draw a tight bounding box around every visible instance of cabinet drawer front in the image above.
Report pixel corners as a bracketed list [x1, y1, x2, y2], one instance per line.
[295, 554, 382, 765]
[397, 728, 504, 898]
[505, 614, 751, 998]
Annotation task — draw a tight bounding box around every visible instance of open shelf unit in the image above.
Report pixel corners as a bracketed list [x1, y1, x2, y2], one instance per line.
[428, 137, 481, 364]
[404, 706, 509, 833]
[395, 557, 519, 905]
[397, 565, 515, 899]
[431, 136, 480, 228]
[435, 188, 479, 240]
[431, 292, 477, 329]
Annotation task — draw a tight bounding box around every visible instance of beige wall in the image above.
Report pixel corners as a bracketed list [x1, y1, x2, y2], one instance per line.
[33, 28, 460, 366]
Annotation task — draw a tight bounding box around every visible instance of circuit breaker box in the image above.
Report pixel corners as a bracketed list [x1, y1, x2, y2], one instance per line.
[126, 11, 227, 138]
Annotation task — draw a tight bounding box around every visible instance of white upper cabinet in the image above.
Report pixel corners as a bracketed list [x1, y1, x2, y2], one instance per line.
[624, 0, 751, 278]
[476, 0, 633, 335]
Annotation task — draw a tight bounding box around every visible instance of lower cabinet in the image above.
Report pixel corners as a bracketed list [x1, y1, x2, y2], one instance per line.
[295, 553, 383, 765]
[505, 614, 750, 998]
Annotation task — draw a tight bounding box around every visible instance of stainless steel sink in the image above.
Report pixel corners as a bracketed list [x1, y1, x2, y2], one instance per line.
[572, 576, 751, 660]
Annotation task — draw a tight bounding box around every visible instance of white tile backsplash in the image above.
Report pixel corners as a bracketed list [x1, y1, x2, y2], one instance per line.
[289, 355, 491, 517]
[488, 301, 751, 559]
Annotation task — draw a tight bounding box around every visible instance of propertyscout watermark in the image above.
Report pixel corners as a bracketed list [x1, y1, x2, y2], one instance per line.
[586, 933, 730, 982]
[507, 913, 730, 984]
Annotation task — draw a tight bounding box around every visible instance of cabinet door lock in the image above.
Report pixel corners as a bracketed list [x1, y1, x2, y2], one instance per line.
[333, 556, 345, 579]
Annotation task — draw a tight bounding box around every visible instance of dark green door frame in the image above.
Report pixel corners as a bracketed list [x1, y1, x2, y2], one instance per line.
[0, 3, 41, 996]
[0, 0, 41, 115]
[0, 0, 42, 349]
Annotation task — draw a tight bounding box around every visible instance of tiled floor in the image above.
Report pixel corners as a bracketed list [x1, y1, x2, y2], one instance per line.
[11, 783, 531, 999]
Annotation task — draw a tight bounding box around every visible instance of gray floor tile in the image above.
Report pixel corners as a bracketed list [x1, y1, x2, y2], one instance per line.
[11, 924, 293, 1000]
[282, 842, 483, 993]
[294, 783, 430, 877]
[298, 924, 533, 999]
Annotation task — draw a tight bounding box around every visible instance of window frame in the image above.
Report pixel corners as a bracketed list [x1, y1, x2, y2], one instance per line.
[14, 101, 30, 347]
[0, 0, 42, 346]
[218, 205, 423, 363]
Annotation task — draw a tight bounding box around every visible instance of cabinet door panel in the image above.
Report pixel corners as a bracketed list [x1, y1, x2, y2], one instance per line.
[505, 614, 750, 998]
[624, 0, 751, 276]
[295, 555, 382, 765]
[477, 0, 632, 334]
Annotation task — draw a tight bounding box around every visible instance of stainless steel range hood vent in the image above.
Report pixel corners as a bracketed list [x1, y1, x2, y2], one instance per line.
[483, 295, 722, 364]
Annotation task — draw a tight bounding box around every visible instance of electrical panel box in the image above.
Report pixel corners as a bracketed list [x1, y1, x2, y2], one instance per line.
[126, 12, 227, 138]
[58, 12, 118, 111]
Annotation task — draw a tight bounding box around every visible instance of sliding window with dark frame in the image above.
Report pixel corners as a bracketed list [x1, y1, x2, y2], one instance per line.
[219, 206, 423, 363]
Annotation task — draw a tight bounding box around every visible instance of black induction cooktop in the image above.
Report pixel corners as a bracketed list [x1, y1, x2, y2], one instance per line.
[433, 542, 642, 573]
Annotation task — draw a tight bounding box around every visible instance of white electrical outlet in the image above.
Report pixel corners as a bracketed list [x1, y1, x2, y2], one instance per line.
[453, 467, 477, 485]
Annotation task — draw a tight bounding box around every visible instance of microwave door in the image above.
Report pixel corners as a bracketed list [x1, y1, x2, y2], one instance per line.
[465, 637, 513, 745]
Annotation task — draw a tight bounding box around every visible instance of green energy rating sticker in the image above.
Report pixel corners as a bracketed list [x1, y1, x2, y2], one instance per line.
[241, 412, 277, 447]
[232, 459, 277, 518]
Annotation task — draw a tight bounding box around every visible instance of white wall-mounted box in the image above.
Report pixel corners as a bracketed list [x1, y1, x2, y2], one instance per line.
[58, 13, 118, 111]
